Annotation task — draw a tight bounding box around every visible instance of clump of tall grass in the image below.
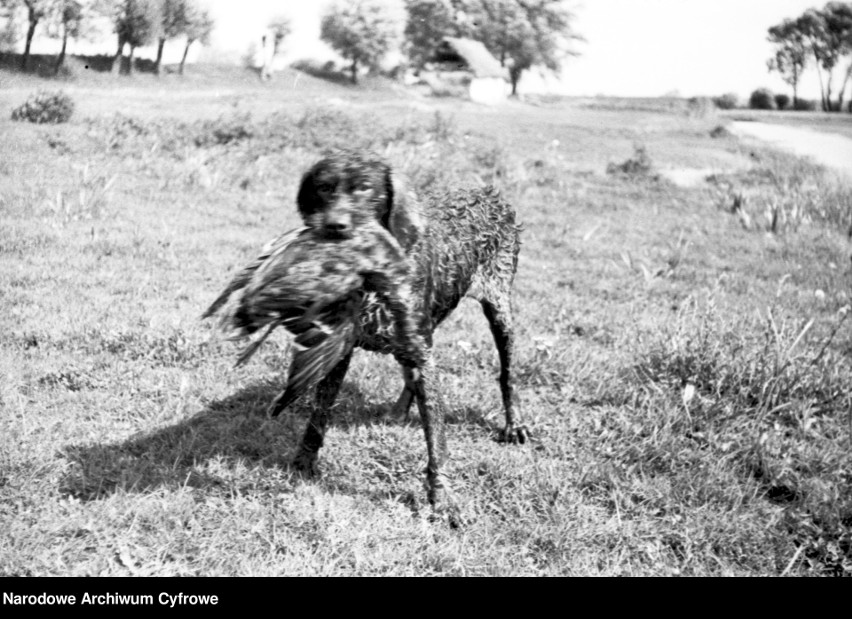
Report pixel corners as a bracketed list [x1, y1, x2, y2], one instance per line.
[606, 144, 658, 180]
[616, 301, 852, 574]
[710, 148, 852, 235]
[44, 163, 116, 225]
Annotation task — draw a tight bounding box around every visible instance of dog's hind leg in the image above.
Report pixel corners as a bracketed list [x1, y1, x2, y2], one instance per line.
[391, 367, 415, 419]
[291, 351, 353, 477]
[481, 296, 529, 444]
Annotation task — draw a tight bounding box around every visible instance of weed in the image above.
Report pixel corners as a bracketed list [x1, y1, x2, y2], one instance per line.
[606, 144, 658, 180]
[626, 302, 852, 574]
[11, 90, 74, 124]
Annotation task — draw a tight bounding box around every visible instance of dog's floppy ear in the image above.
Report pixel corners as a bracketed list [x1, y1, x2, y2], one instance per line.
[383, 167, 424, 252]
[296, 166, 321, 220]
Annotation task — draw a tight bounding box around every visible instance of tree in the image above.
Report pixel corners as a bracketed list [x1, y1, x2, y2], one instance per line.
[463, 0, 580, 96]
[404, 0, 459, 68]
[0, 1, 20, 51]
[823, 1, 852, 111]
[795, 7, 847, 111]
[110, 0, 162, 75]
[48, 0, 88, 74]
[178, 0, 211, 75]
[320, 0, 404, 84]
[268, 13, 290, 54]
[767, 18, 808, 108]
[154, 0, 188, 75]
[18, 0, 51, 70]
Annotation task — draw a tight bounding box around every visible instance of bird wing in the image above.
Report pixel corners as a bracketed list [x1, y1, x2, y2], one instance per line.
[269, 298, 360, 416]
[201, 227, 305, 321]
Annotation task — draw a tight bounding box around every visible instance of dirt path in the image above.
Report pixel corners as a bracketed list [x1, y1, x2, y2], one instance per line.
[731, 120, 852, 179]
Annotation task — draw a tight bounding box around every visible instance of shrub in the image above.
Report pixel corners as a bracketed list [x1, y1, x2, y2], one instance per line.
[686, 96, 714, 117]
[606, 144, 656, 179]
[774, 94, 790, 110]
[712, 93, 739, 110]
[193, 114, 254, 147]
[11, 90, 74, 124]
[749, 88, 777, 110]
[793, 98, 817, 111]
[710, 125, 732, 139]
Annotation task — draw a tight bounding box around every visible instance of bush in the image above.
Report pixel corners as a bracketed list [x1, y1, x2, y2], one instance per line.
[606, 144, 657, 179]
[793, 98, 817, 111]
[712, 93, 739, 110]
[710, 125, 732, 139]
[686, 96, 714, 118]
[193, 114, 254, 147]
[749, 88, 777, 110]
[774, 94, 790, 110]
[11, 90, 74, 124]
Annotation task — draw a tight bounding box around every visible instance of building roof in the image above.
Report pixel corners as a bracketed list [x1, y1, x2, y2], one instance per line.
[439, 37, 506, 79]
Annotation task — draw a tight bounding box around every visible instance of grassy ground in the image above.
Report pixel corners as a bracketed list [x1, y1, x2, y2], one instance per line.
[2, 66, 852, 576]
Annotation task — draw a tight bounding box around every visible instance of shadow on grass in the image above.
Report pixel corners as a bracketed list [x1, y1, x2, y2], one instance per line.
[59, 378, 497, 502]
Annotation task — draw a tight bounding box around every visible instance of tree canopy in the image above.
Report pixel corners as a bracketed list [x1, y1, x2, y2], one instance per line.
[404, 0, 458, 68]
[768, 2, 852, 112]
[767, 18, 808, 106]
[403, 0, 580, 95]
[320, 0, 404, 84]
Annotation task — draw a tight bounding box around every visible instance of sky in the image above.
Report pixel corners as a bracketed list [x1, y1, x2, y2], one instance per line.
[200, 0, 826, 98]
[14, 0, 832, 100]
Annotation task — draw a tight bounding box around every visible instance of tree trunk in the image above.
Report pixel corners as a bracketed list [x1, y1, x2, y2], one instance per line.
[510, 67, 521, 96]
[112, 36, 125, 75]
[792, 64, 799, 109]
[54, 27, 68, 75]
[127, 45, 135, 75]
[22, 12, 38, 71]
[837, 63, 852, 113]
[350, 58, 358, 84]
[155, 38, 165, 75]
[814, 51, 827, 111]
[825, 74, 833, 111]
[179, 40, 193, 76]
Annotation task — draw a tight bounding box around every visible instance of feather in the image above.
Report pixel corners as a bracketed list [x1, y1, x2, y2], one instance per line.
[204, 223, 408, 409]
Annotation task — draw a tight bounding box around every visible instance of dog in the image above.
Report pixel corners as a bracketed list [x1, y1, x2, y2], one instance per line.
[292, 150, 527, 513]
[207, 149, 527, 519]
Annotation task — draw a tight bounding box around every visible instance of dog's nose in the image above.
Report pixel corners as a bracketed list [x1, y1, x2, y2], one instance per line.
[323, 215, 352, 237]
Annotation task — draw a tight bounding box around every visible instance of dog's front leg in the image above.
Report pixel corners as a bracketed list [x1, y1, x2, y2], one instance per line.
[406, 358, 457, 517]
[290, 352, 353, 477]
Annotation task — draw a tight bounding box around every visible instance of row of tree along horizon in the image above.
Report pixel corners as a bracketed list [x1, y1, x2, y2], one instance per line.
[0, 0, 215, 76]
[768, 1, 852, 112]
[0, 0, 580, 94]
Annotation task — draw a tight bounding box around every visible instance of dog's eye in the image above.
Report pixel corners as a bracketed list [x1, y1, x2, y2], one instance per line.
[354, 182, 372, 193]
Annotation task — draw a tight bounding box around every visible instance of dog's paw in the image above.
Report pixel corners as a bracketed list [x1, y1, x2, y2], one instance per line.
[291, 450, 321, 478]
[497, 423, 530, 445]
[428, 488, 465, 529]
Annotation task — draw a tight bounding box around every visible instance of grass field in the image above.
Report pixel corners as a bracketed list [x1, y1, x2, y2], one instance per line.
[2, 66, 852, 576]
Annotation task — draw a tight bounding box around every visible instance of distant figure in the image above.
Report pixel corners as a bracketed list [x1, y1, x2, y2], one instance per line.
[260, 28, 275, 81]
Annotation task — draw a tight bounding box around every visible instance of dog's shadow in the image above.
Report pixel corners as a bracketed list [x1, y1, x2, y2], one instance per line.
[59, 380, 497, 503]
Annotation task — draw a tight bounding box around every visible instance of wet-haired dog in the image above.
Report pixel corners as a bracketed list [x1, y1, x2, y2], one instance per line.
[207, 149, 527, 519]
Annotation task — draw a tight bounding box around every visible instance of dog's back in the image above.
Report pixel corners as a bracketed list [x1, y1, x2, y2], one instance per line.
[355, 185, 520, 352]
[411, 186, 520, 327]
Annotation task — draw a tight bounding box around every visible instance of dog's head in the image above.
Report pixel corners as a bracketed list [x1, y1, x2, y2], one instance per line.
[297, 150, 423, 251]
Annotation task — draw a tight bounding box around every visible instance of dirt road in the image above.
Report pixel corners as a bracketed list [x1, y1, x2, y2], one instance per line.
[731, 120, 852, 179]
